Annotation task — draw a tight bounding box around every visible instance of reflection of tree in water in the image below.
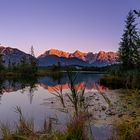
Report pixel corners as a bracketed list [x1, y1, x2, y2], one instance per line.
[17, 76, 38, 104]
[39, 73, 107, 92]
[0, 78, 5, 103]
[47, 72, 64, 82]
[0, 76, 38, 104]
[28, 81, 38, 104]
[21, 76, 38, 104]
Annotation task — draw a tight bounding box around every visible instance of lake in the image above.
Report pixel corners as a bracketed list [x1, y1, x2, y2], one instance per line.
[0, 73, 113, 140]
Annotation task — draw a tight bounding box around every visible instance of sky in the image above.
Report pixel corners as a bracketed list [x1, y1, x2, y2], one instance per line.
[0, 0, 140, 56]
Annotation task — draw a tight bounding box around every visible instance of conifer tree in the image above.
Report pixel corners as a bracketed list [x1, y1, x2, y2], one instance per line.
[30, 45, 35, 57]
[119, 10, 140, 68]
[30, 46, 38, 73]
[0, 54, 4, 71]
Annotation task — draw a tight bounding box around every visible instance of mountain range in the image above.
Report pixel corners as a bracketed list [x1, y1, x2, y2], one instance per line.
[0, 46, 118, 67]
[38, 49, 118, 67]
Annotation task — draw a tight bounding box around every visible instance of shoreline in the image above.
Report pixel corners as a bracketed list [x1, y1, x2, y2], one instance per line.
[41, 89, 121, 126]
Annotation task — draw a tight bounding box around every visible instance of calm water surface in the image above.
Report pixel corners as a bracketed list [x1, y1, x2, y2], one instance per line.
[0, 73, 110, 140]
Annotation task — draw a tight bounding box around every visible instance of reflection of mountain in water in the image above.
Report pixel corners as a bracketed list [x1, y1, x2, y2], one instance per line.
[0, 73, 107, 94]
[0, 73, 108, 105]
[38, 73, 107, 91]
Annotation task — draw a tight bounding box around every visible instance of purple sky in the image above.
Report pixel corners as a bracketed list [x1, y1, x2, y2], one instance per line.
[0, 0, 140, 56]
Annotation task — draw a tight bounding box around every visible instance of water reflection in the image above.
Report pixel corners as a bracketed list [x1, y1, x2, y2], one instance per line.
[0, 77, 38, 104]
[0, 73, 108, 114]
[39, 73, 107, 92]
[0, 73, 109, 107]
[0, 73, 111, 139]
[0, 73, 106, 97]
[0, 73, 108, 119]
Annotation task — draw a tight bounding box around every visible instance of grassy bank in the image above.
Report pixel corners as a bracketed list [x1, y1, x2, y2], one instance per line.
[110, 116, 140, 140]
[100, 68, 140, 89]
[0, 69, 106, 78]
[110, 89, 140, 140]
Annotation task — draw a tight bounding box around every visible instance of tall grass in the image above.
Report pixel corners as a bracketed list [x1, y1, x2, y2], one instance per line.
[110, 117, 140, 140]
[50, 70, 88, 115]
[50, 84, 66, 108]
[0, 106, 54, 140]
[0, 106, 89, 140]
[66, 71, 89, 116]
[63, 114, 88, 140]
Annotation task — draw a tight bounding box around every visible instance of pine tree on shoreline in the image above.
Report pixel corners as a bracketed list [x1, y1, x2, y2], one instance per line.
[119, 10, 140, 69]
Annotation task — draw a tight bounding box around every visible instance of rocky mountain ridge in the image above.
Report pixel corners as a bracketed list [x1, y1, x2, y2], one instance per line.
[0, 46, 118, 67]
[38, 49, 118, 67]
[0, 46, 33, 66]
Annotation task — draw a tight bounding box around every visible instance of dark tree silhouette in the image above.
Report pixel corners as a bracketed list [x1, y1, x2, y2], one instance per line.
[30, 45, 35, 57]
[0, 54, 5, 71]
[119, 10, 140, 68]
[133, 10, 140, 17]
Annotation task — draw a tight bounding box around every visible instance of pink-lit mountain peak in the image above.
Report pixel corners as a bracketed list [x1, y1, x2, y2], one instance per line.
[40, 49, 70, 58]
[39, 49, 88, 59]
[73, 50, 87, 55]
[97, 51, 118, 61]
[38, 48, 118, 67]
[39, 49, 87, 58]
[39, 49, 118, 60]
[71, 50, 87, 60]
